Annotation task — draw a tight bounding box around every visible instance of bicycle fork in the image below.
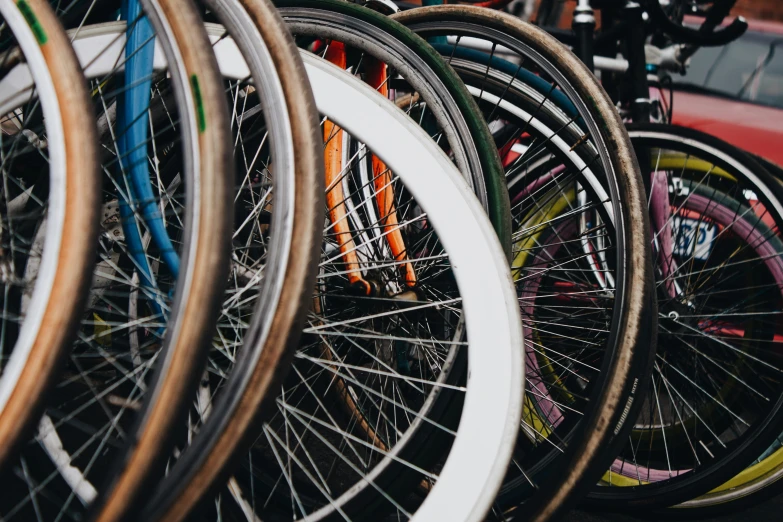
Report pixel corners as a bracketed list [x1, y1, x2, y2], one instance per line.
[323, 42, 416, 296]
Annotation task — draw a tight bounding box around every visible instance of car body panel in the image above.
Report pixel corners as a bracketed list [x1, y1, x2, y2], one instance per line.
[671, 91, 783, 166]
[671, 17, 783, 165]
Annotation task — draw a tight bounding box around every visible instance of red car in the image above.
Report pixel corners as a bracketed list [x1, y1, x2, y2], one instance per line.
[669, 18, 783, 166]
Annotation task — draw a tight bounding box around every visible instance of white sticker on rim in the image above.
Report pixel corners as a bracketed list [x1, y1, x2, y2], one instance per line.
[673, 215, 719, 261]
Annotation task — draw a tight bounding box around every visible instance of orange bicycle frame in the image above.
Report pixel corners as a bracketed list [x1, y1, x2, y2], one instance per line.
[323, 42, 416, 293]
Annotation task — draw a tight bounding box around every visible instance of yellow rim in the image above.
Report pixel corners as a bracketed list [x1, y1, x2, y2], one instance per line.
[600, 152, 780, 490]
[513, 186, 576, 440]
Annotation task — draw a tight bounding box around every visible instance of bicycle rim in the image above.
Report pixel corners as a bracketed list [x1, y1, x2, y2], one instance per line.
[393, 7, 656, 521]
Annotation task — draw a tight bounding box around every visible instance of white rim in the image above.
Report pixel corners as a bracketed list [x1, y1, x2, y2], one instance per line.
[302, 53, 524, 522]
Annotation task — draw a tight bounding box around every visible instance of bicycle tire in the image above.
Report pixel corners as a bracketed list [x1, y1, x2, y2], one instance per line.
[119, 1, 325, 520]
[220, 51, 524, 522]
[0, 1, 235, 519]
[0, 0, 100, 475]
[392, 7, 656, 521]
[89, 1, 234, 518]
[152, 12, 515, 518]
[131, 2, 510, 518]
[276, 0, 512, 258]
[586, 123, 783, 510]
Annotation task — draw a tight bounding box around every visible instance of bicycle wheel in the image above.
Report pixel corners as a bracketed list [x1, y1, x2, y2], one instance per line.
[97, 0, 325, 518]
[392, 6, 656, 521]
[586, 123, 783, 510]
[76, 1, 508, 518]
[33, 3, 512, 519]
[0, 0, 100, 475]
[0, 1, 234, 520]
[129, 4, 521, 519]
[152, 51, 523, 522]
[674, 156, 783, 517]
[277, 0, 511, 255]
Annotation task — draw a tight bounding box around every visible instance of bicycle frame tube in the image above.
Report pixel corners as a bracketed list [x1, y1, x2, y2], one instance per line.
[120, 0, 180, 281]
[364, 58, 417, 287]
[572, 0, 595, 71]
[323, 41, 416, 293]
[117, 0, 167, 318]
[321, 41, 374, 295]
[621, 3, 653, 124]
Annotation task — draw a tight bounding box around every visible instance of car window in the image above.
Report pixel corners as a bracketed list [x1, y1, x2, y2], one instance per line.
[678, 31, 783, 109]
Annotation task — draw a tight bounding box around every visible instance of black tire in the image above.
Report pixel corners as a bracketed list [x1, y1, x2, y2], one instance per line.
[585, 123, 783, 511]
[392, 7, 657, 521]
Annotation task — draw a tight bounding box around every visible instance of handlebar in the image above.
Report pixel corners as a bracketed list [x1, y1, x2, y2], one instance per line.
[642, 0, 747, 47]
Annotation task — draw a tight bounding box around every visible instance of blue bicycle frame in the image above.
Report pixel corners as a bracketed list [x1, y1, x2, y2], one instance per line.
[117, 0, 181, 314]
